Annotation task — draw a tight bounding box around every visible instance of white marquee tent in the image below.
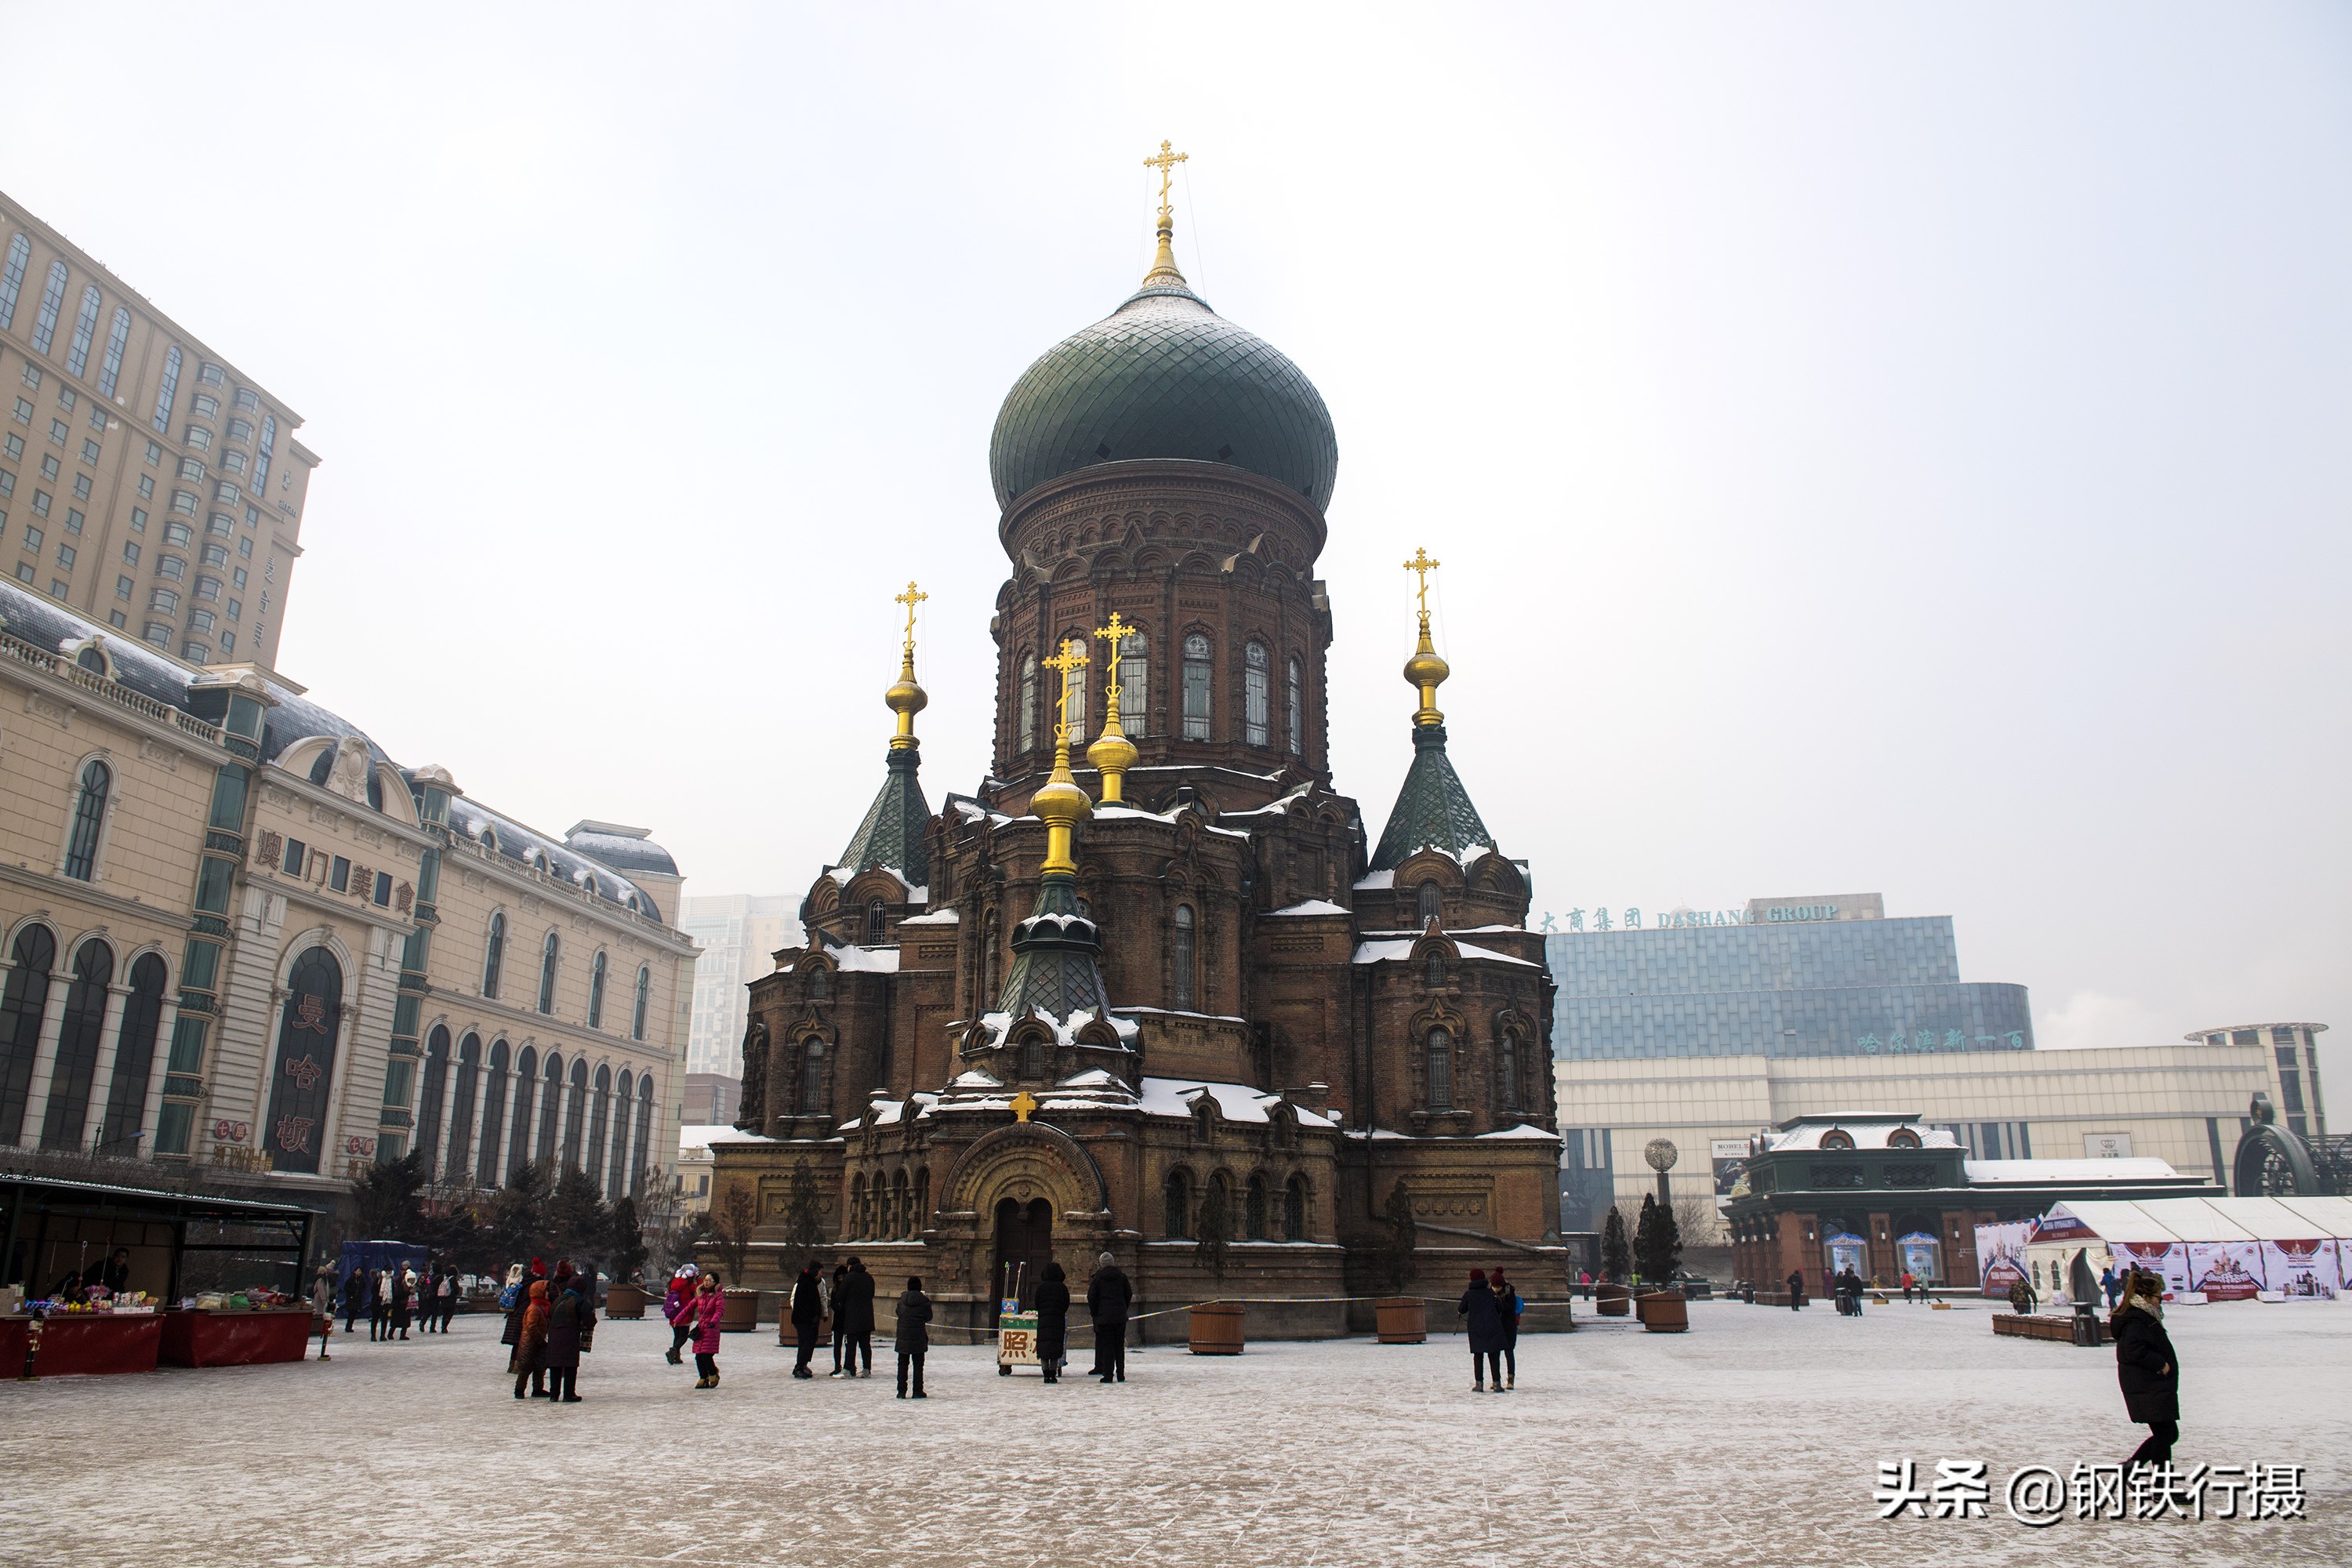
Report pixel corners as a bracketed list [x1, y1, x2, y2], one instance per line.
[1989, 1196, 2352, 1305]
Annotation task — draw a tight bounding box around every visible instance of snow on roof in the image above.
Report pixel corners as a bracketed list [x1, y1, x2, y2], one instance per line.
[830, 944, 901, 973]
[2277, 1196, 2352, 1236]
[1773, 1122, 1962, 1152]
[1360, 924, 1526, 938]
[1965, 1157, 2180, 1185]
[1478, 1123, 1561, 1141]
[681, 1123, 771, 1152]
[950, 1069, 1004, 1089]
[1221, 782, 1315, 819]
[1354, 869, 1397, 890]
[900, 908, 961, 925]
[1269, 898, 1348, 916]
[1351, 938, 1536, 968]
[1112, 1006, 1249, 1025]
[1134, 1077, 1331, 1128]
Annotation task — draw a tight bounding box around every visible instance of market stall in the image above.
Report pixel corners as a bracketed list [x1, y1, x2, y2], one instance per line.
[0, 1304, 164, 1377]
[160, 1301, 317, 1367]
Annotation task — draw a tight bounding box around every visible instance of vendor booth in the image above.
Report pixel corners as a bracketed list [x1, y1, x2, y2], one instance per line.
[2, 1171, 318, 1375]
[1986, 1196, 2352, 1306]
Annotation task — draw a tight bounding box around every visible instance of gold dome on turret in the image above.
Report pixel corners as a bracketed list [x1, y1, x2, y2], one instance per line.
[886, 582, 929, 751]
[1402, 547, 1448, 727]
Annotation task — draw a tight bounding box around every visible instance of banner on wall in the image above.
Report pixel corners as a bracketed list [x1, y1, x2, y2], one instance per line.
[2110, 1240, 2190, 1299]
[2189, 1241, 2264, 1301]
[1975, 1221, 2031, 1296]
[2262, 1240, 2340, 1301]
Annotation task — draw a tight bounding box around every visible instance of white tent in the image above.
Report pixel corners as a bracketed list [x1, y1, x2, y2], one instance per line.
[2011, 1196, 2352, 1304]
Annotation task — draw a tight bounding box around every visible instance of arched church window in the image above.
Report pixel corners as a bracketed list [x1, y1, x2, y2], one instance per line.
[913, 1168, 928, 1230]
[1164, 1171, 1192, 1240]
[891, 1169, 909, 1239]
[1243, 641, 1271, 746]
[866, 898, 886, 944]
[1425, 951, 1445, 989]
[1118, 628, 1149, 737]
[482, 913, 506, 999]
[1181, 633, 1212, 739]
[1284, 1176, 1308, 1241]
[1498, 1033, 1518, 1111]
[63, 759, 111, 880]
[809, 964, 831, 1004]
[1018, 652, 1037, 751]
[537, 931, 560, 1014]
[1287, 655, 1302, 755]
[1426, 1026, 1454, 1111]
[1245, 1174, 1269, 1240]
[1171, 904, 1196, 1011]
[1020, 1034, 1044, 1083]
[849, 1174, 866, 1238]
[1417, 881, 1443, 927]
[1062, 642, 1087, 743]
[800, 1039, 825, 1115]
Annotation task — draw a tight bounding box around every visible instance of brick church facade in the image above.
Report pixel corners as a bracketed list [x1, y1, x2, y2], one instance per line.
[710, 187, 1563, 1335]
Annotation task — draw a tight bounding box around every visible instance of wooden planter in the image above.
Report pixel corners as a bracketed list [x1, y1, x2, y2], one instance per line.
[1635, 1291, 1689, 1332]
[720, 1287, 761, 1333]
[1374, 1298, 1427, 1344]
[603, 1283, 648, 1319]
[1595, 1282, 1632, 1317]
[1188, 1301, 1246, 1355]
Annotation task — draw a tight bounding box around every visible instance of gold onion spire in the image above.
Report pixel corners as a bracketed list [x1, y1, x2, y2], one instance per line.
[1142, 139, 1189, 283]
[1402, 548, 1449, 726]
[1033, 638, 1094, 874]
[885, 581, 929, 750]
[1087, 611, 1140, 804]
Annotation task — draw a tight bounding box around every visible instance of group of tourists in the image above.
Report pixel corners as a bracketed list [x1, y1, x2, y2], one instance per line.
[500, 1258, 601, 1402]
[1456, 1267, 1524, 1392]
[338, 1263, 460, 1341]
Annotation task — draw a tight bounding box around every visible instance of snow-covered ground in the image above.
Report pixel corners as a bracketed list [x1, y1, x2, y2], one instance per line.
[1, 1298, 2344, 1566]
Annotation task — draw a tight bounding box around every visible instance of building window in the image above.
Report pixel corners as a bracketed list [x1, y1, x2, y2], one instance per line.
[1244, 641, 1270, 746]
[588, 950, 608, 1029]
[63, 759, 111, 879]
[1118, 628, 1149, 736]
[97, 308, 131, 397]
[1245, 1175, 1269, 1240]
[234, 388, 259, 412]
[226, 417, 252, 444]
[482, 912, 506, 997]
[1497, 1033, 1519, 1111]
[1164, 1171, 1192, 1239]
[1284, 1176, 1308, 1241]
[183, 425, 212, 451]
[194, 574, 221, 601]
[64, 285, 102, 376]
[198, 363, 225, 388]
[1417, 881, 1442, 926]
[189, 608, 215, 635]
[866, 898, 887, 944]
[633, 966, 650, 1041]
[1172, 903, 1196, 1010]
[151, 347, 183, 433]
[1018, 652, 1036, 750]
[1425, 1026, 1454, 1111]
[1020, 1034, 1044, 1082]
[256, 415, 277, 492]
[1063, 646, 1087, 742]
[157, 554, 184, 579]
[1287, 655, 1303, 755]
[163, 521, 191, 546]
[149, 587, 178, 613]
[31, 261, 68, 354]
[114, 575, 132, 600]
[538, 932, 560, 1014]
[1182, 633, 1212, 739]
[800, 1039, 824, 1113]
[141, 621, 169, 647]
[0, 234, 27, 328]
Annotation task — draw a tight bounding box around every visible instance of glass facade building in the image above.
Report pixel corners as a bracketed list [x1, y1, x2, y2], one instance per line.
[1546, 911, 2034, 1061]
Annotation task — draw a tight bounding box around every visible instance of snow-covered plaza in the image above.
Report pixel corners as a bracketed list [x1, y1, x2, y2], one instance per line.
[1, 1298, 2343, 1566]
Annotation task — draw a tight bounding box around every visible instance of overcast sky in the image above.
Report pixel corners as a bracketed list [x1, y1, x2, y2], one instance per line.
[5, 4, 2347, 1086]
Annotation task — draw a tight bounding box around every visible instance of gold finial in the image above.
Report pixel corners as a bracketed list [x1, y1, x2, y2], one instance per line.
[1401, 548, 1449, 727]
[884, 581, 929, 750]
[1009, 1088, 1038, 1123]
[1142, 140, 1189, 284]
[1032, 637, 1094, 873]
[1087, 612, 1140, 804]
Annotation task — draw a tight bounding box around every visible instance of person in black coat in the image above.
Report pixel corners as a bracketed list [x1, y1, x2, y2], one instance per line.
[895, 1276, 933, 1399]
[342, 1269, 368, 1335]
[837, 1258, 877, 1377]
[2111, 1270, 2180, 1467]
[1033, 1260, 1072, 1384]
[1459, 1269, 1506, 1392]
[545, 1280, 585, 1402]
[1086, 1252, 1132, 1383]
[789, 1263, 825, 1379]
[827, 1263, 850, 1376]
[1786, 1269, 1806, 1311]
[1490, 1267, 1523, 1390]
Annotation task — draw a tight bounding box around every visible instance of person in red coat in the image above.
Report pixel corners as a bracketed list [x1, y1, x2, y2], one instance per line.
[690, 1274, 726, 1389]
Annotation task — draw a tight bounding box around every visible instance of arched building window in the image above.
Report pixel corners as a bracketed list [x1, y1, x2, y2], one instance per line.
[98, 307, 130, 396]
[1284, 1176, 1308, 1242]
[1019, 1034, 1044, 1082]
[0, 234, 27, 330]
[1181, 633, 1212, 739]
[448, 1034, 481, 1182]
[41, 938, 114, 1149]
[98, 953, 168, 1151]
[477, 1040, 510, 1187]
[1062, 641, 1087, 742]
[632, 967, 650, 1041]
[1171, 904, 1196, 1011]
[1417, 881, 1443, 927]
[151, 344, 183, 433]
[866, 899, 887, 944]
[563, 1057, 589, 1168]
[63, 760, 111, 880]
[1018, 652, 1037, 751]
[1287, 655, 1303, 755]
[588, 952, 608, 1029]
[0, 924, 57, 1145]
[30, 260, 67, 354]
[1244, 641, 1271, 746]
[1497, 1032, 1519, 1112]
[1164, 1171, 1192, 1240]
[608, 1069, 633, 1199]
[586, 1064, 612, 1187]
[539, 1052, 564, 1163]
[800, 1039, 825, 1116]
[891, 1169, 909, 1240]
[509, 1045, 538, 1176]
[1118, 629, 1149, 736]
[631, 1075, 654, 1196]
[849, 1174, 867, 1239]
[1425, 1027, 1454, 1111]
[64, 285, 101, 376]
[263, 947, 342, 1174]
[481, 913, 506, 999]
[537, 932, 560, 1014]
[1245, 1174, 1269, 1241]
[1425, 951, 1446, 989]
[416, 1025, 451, 1175]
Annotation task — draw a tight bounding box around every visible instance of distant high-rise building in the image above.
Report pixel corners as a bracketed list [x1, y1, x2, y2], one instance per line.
[679, 895, 800, 1078]
[1, 190, 317, 670]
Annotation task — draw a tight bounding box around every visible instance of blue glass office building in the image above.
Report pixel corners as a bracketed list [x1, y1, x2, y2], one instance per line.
[1546, 902, 2034, 1060]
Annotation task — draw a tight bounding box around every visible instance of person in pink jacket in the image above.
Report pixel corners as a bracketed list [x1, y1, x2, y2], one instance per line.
[691, 1274, 726, 1389]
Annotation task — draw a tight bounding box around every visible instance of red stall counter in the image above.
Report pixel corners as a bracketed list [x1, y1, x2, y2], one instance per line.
[158, 1307, 315, 1367]
[1, 1312, 165, 1377]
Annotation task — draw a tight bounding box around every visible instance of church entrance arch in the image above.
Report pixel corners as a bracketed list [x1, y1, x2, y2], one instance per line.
[993, 1196, 1054, 1309]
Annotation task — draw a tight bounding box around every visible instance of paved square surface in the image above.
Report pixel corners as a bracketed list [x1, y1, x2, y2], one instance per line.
[1, 1298, 2343, 1566]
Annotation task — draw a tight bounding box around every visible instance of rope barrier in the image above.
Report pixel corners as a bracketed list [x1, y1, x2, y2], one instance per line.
[822, 1292, 1576, 1340]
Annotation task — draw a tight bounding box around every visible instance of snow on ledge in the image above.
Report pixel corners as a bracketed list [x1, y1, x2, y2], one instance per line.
[1269, 898, 1348, 916]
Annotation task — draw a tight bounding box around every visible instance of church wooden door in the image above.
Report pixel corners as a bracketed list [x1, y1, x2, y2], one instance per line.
[992, 1196, 1054, 1308]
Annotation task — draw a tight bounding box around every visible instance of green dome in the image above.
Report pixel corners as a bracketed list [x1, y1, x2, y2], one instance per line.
[989, 265, 1338, 512]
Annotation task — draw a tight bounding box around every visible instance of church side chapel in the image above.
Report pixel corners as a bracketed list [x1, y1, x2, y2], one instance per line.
[713, 147, 1563, 1335]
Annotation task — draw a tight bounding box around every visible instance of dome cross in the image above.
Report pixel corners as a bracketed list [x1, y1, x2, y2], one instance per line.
[1144, 140, 1189, 226]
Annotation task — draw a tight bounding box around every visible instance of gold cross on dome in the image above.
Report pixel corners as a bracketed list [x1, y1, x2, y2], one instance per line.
[895, 581, 927, 655]
[1403, 548, 1440, 617]
[1043, 637, 1089, 742]
[1094, 611, 1138, 695]
[1009, 1089, 1038, 1123]
[1144, 140, 1189, 220]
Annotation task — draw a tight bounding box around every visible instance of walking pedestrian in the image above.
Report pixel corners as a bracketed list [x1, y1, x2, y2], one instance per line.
[393, 1266, 417, 1339]
[1490, 1267, 1523, 1390]
[827, 1262, 850, 1376]
[895, 1275, 932, 1398]
[837, 1257, 877, 1378]
[310, 1266, 337, 1361]
[419, 1267, 441, 1333]
[546, 1276, 586, 1403]
[1459, 1269, 1505, 1392]
[437, 1269, 459, 1332]
[512, 1280, 550, 1399]
[341, 1267, 367, 1337]
[691, 1274, 725, 1389]
[501, 1262, 535, 1374]
[789, 1262, 824, 1378]
[1034, 1260, 1071, 1384]
[1086, 1251, 1131, 1384]
[2100, 1264, 2122, 1310]
[2111, 1270, 2180, 1468]
[1786, 1269, 1806, 1310]
[663, 1264, 699, 1366]
[1900, 1270, 1915, 1305]
[372, 1267, 392, 1341]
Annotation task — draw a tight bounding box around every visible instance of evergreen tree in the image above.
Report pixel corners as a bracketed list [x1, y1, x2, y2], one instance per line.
[1600, 1204, 1631, 1283]
[605, 1196, 649, 1283]
[780, 1157, 826, 1276]
[710, 1184, 760, 1287]
[1192, 1178, 1232, 1280]
[485, 1161, 553, 1269]
[351, 1149, 427, 1240]
[1633, 1193, 1660, 1284]
[546, 1166, 612, 1265]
